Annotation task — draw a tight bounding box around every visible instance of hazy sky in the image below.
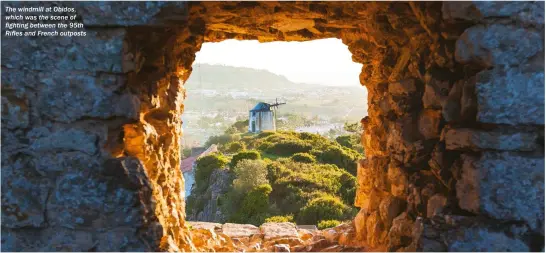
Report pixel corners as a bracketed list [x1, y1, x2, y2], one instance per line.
[193, 39, 363, 86]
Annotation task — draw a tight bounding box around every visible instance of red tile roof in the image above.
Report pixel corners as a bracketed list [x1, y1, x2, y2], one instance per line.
[180, 144, 219, 173]
[181, 156, 197, 173]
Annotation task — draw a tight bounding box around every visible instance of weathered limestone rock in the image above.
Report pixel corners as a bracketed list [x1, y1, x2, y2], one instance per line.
[456, 153, 544, 233]
[386, 115, 427, 165]
[387, 162, 409, 198]
[386, 213, 413, 251]
[426, 194, 447, 218]
[379, 196, 405, 228]
[388, 79, 417, 96]
[447, 227, 530, 252]
[365, 211, 387, 248]
[274, 244, 290, 252]
[455, 24, 543, 67]
[33, 72, 138, 123]
[414, 215, 534, 252]
[445, 128, 538, 151]
[2, 227, 98, 251]
[184, 221, 363, 252]
[353, 209, 367, 242]
[418, 109, 442, 140]
[442, 79, 463, 123]
[188, 168, 231, 223]
[1, 92, 29, 130]
[260, 222, 299, 241]
[355, 157, 389, 205]
[28, 127, 99, 155]
[2, 155, 51, 229]
[387, 79, 420, 117]
[475, 66, 545, 125]
[442, 1, 544, 27]
[422, 69, 451, 109]
[222, 223, 260, 238]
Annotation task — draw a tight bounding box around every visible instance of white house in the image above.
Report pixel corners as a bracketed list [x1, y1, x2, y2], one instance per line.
[248, 102, 276, 133]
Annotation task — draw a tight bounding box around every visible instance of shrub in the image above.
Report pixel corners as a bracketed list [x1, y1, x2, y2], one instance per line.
[233, 159, 268, 193]
[205, 134, 241, 147]
[290, 153, 316, 163]
[230, 184, 273, 225]
[297, 195, 349, 225]
[265, 140, 313, 157]
[266, 162, 292, 183]
[335, 135, 354, 149]
[315, 146, 359, 175]
[257, 131, 276, 138]
[318, 220, 342, 230]
[194, 153, 229, 184]
[339, 172, 357, 205]
[230, 150, 261, 168]
[240, 136, 255, 147]
[257, 141, 274, 151]
[224, 141, 246, 153]
[265, 215, 294, 223]
[335, 134, 364, 154]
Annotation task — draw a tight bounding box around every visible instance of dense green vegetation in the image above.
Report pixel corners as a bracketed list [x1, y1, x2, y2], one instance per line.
[187, 120, 363, 227]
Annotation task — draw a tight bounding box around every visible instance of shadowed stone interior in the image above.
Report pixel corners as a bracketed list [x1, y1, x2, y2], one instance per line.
[1, 1, 544, 252]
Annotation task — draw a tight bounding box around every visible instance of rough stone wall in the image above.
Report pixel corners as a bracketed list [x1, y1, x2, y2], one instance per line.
[2, 2, 198, 251]
[353, 2, 545, 251]
[1, 1, 544, 252]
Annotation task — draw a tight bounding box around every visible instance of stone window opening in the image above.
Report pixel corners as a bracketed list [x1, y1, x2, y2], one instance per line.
[178, 38, 368, 251]
[2, 1, 544, 252]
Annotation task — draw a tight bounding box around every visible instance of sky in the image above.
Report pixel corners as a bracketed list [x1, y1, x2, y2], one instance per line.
[193, 38, 363, 87]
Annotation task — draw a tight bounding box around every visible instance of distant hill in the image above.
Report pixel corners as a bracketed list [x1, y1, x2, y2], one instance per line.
[185, 63, 316, 90]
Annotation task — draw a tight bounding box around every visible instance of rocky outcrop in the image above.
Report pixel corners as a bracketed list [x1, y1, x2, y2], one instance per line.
[1, 1, 543, 251]
[187, 168, 231, 223]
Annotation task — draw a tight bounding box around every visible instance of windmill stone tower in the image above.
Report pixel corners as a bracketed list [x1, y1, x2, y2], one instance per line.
[248, 99, 286, 133]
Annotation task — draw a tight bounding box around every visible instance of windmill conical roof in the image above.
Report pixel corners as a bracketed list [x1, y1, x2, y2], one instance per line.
[250, 102, 272, 112]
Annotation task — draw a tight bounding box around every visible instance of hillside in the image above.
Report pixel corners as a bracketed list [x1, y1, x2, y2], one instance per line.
[186, 125, 363, 227]
[186, 63, 317, 90]
[182, 64, 368, 146]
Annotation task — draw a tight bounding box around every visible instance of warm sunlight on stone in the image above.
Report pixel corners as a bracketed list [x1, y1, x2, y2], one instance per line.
[1, 1, 544, 252]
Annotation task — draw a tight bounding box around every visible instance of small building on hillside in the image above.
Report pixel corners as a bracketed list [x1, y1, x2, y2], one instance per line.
[249, 100, 286, 133]
[181, 144, 218, 198]
[249, 102, 276, 133]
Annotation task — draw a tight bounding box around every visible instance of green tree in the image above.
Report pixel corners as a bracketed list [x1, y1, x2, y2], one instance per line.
[231, 184, 273, 225]
[343, 122, 361, 133]
[195, 153, 229, 184]
[233, 159, 268, 194]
